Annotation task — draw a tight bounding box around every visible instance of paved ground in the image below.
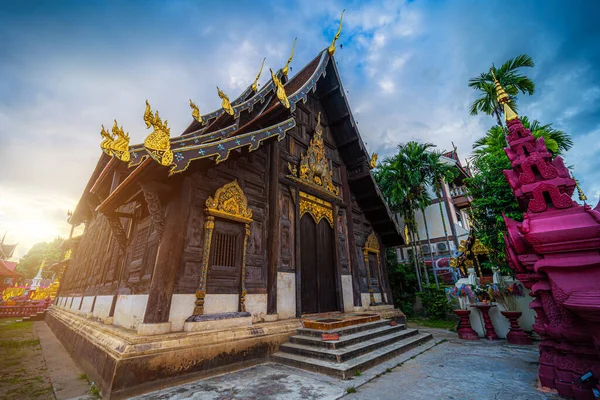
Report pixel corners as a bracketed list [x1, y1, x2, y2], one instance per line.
[136, 327, 561, 400]
[35, 321, 94, 399]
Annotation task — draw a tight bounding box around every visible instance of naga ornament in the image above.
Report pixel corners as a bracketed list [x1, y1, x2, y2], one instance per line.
[270, 68, 290, 109]
[110, 119, 131, 162]
[143, 100, 173, 167]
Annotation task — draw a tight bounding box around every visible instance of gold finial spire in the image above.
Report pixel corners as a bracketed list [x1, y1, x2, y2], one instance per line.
[189, 99, 203, 125]
[110, 119, 130, 162]
[328, 10, 345, 56]
[100, 124, 114, 156]
[574, 177, 587, 202]
[270, 68, 290, 109]
[282, 38, 296, 77]
[252, 57, 266, 92]
[490, 68, 518, 122]
[217, 86, 235, 116]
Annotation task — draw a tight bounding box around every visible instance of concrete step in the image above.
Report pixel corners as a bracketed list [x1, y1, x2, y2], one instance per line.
[290, 323, 406, 350]
[297, 319, 392, 338]
[273, 332, 433, 379]
[281, 328, 419, 362]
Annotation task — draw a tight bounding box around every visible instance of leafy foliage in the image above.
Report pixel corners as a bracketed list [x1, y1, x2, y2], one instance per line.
[468, 54, 535, 126]
[417, 285, 452, 320]
[386, 249, 418, 317]
[15, 237, 63, 278]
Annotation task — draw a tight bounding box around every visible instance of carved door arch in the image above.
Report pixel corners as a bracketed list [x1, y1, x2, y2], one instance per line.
[363, 232, 387, 305]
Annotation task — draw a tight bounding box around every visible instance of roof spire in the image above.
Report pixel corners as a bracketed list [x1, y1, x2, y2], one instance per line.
[282, 38, 296, 77]
[328, 10, 345, 56]
[189, 99, 203, 125]
[574, 177, 587, 203]
[490, 68, 518, 122]
[252, 57, 266, 92]
[217, 86, 235, 116]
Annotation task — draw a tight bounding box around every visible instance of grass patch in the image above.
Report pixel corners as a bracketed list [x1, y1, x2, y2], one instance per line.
[354, 370, 361, 377]
[346, 386, 357, 394]
[90, 383, 101, 398]
[386, 368, 392, 373]
[0, 339, 40, 349]
[78, 372, 89, 381]
[407, 317, 457, 331]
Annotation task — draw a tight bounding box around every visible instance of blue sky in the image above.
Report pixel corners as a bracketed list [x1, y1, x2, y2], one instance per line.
[0, 0, 598, 258]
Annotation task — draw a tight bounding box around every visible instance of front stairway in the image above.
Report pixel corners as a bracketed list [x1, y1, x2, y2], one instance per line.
[272, 316, 433, 379]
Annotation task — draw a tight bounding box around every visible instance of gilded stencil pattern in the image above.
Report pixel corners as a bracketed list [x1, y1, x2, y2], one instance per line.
[299, 191, 333, 228]
[143, 100, 173, 167]
[364, 232, 380, 253]
[288, 112, 339, 197]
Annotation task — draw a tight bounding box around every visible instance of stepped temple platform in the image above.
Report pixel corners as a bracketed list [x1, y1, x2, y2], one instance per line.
[46, 307, 407, 398]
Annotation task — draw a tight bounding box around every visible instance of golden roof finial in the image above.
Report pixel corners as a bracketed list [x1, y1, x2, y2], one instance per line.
[574, 177, 587, 202]
[490, 68, 518, 122]
[270, 68, 290, 109]
[110, 119, 130, 162]
[143, 100, 173, 167]
[252, 57, 266, 92]
[189, 99, 203, 125]
[100, 124, 114, 156]
[217, 86, 235, 116]
[282, 38, 296, 77]
[328, 10, 345, 56]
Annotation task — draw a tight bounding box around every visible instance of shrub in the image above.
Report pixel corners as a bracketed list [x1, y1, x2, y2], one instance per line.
[417, 285, 451, 319]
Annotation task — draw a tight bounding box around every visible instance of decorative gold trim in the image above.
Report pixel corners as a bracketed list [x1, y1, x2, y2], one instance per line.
[143, 100, 173, 167]
[252, 57, 266, 92]
[363, 231, 386, 304]
[217, 86, 235, 116]
[287, 112, 340, 197]
[299, 191, 333, 228]
[193, 216, 215, 315]
[369, 153, 378, 169]
[471, 239, 490, 255]
[205, 180, 253, 224]
[192, 181, 254, 316]
[110, 120, 131, 162]
[364, 232, 380, 253]
[270, 68, 290, 109]
[328, 10, 345, 56]
[190, 99, 203, 125]
[282, 38, 296, 77]
[100, 125, 114, 156]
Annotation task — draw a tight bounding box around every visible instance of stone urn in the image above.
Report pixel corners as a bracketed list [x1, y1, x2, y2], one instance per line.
[500, 311, 532, 345]
[453, 309, 479, 340]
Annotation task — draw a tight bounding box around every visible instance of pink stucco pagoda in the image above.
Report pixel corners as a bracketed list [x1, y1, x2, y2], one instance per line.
[495, 72, 600, 399]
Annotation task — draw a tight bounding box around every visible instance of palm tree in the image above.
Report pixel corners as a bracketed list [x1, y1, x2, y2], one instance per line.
[469, 54, 535, 127]
[473, 116, 573, 161]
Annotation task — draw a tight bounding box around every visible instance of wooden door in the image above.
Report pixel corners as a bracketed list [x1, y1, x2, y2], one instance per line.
[300, 215, 338, 314]
[368, 253, 380, 293]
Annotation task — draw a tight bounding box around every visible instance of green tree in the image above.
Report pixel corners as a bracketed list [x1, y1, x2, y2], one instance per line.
[469, 54, 535, 127]
[466, 118, 573, 273]
[16, 237, 63, 278]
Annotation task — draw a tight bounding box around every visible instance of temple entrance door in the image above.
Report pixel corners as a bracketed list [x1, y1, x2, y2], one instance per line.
[368, 253, 380, 294]
[300, 215, 338, 314]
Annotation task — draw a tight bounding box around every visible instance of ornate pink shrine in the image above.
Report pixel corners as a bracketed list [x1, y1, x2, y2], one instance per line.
[495, 73, 600, 399]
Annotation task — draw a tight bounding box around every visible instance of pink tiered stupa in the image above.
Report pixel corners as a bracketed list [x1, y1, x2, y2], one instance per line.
[496, 71, 600, 399]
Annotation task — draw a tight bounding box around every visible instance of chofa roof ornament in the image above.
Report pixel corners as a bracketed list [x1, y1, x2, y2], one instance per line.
[328, 9, 345, 56]
[143, 100, 173, 167]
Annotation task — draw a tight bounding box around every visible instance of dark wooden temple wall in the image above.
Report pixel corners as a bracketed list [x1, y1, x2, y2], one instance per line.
[173, 145, 270, 295]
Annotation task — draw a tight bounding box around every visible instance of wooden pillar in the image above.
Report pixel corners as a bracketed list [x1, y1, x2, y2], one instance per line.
[340, 166, 362, 307]
[240, 223, 250, 312]
[333, 205, 344, 312]
[267, 144, 280, 315]
[143, 178, 190, 324]
[363, 249, 375, 304]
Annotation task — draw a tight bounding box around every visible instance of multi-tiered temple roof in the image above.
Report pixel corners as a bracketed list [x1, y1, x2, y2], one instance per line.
[71, 16, 402, 247]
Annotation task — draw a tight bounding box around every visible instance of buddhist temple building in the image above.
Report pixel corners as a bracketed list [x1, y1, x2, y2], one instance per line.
[47, 15, 410, 397]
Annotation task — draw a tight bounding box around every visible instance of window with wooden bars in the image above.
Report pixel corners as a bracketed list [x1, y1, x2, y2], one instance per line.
[133, 222, 150, 261]
[211, 231, 238, 268]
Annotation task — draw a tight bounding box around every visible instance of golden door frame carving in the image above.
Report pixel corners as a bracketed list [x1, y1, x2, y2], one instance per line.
[299, 191, 334, 228]
[363, 232, 386, 305]
[193, 180, 253, 316]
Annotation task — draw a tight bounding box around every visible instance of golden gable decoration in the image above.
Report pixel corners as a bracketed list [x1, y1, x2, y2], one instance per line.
[143, 100, 173, 167]
[299, 191, 333, 228]
[270, 68, 290, 109]
[100, 125, 114, 156]
[217, 86, 235, 116]
[287, 112, 340, 198]
[205, 180, 253, 224]
[364, 232, 380, 253]
[110, 120, 131, 162]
